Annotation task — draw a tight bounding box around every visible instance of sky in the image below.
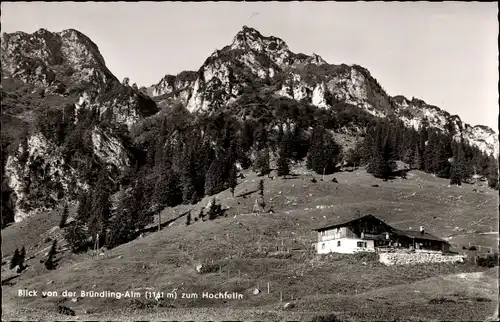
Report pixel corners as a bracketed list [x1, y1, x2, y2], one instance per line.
[1, 2, 498, 130]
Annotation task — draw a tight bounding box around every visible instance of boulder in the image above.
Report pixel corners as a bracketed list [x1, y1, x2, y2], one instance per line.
[252, 288, 260, 295]
[196, 264, 203, 273]
[283, 302, 294, 310]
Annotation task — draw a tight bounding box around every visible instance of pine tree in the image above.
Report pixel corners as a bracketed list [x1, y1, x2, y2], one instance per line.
[487, 156, 499, 190]
[59, 203, 69, 229]
[204, 158, 225, 196]
[253, 149, 271, 177]
[155, 170, 183, 208]
[307, 126, 342, 175]
[367, 122, 396, 180]
[346, 139, 364, 167]
[64, 222, 90, 253]
[259, 179, 264, 197]
[9, 249, 20, 269]
[45, 240, 58, 270]
[228, 163, 237, 197]
[106, 179, 153, 249]
[434, 134, 452, 178]
[450, 142, 471, 185]
[88, 189, 111, 249]
[277, 145, 290, 178]
[75, 192, 92, 223]
[20, 246, 26, 263]
[186, 212, 191, 226]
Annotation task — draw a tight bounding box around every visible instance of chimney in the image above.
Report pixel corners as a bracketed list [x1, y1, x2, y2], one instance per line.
[420, 226, 425, 235]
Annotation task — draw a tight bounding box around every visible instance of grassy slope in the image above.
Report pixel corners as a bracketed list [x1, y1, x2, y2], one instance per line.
[2, 166, 498, 321]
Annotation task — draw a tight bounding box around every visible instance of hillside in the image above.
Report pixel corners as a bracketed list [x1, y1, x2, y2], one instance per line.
[2, 165, 498, 321]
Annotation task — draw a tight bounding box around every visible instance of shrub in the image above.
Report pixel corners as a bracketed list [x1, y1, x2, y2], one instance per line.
[476, 253, 499, 268]
[197, 263, 220, 274]
[9, 248, 25, 270]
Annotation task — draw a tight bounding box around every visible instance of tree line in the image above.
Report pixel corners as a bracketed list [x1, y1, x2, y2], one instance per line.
[31, 96, 496, 253]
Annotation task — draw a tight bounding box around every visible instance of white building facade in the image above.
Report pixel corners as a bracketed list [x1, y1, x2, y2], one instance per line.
[316, 226, 376, 254]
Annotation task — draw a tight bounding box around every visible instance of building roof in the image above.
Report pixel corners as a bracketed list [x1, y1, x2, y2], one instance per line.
[312, 214, 392, 232]
[393, 229, 448, 243]
[312, 214, 448, 244]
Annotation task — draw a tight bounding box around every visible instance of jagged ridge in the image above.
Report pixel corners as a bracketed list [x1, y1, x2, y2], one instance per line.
[150, 26, 498, 156]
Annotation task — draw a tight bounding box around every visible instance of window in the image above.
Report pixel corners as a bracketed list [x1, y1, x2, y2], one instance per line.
[337, 241, 341, 247]
[357, 241, 368, 248]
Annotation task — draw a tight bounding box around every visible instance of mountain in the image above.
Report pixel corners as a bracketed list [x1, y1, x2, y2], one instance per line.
[1, 28, 157, 224]
[150, 25, 498, 156]
[1, 26, 498, 227]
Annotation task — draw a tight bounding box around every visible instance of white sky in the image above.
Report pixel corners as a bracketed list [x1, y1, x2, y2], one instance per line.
[1, 2, 498, 130]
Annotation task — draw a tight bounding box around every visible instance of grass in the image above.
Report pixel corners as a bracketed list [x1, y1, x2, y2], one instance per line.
[2, 166, 498, 320]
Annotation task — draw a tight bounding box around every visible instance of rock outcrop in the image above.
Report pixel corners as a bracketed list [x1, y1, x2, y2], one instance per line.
[149, 26, 497, 156]
[1, 28, 159, 222]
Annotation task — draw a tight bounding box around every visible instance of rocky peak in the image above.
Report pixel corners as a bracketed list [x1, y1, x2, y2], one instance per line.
[2, 28, 108, 74]
[231, 25, 290, 57]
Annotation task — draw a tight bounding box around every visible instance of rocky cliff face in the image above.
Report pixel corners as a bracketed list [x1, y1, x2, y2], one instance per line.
[392, 96, 499, 156]
[1, 28, 158, 222]
[150, 26, 497, 156]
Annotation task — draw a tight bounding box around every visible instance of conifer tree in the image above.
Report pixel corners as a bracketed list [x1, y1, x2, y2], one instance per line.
[106, 179, 152, 249]
[487, 156, 499, 190]
[307, 126, 342, 175]
[253, 149, 271, 177]
[186, 212, 191, 226]
[450, 142, 467, 185]
[277, 144, 291, 178]
[259, 179, 264, 197]
[155, 169, 183, 208]
[59, 203, 69, 229]
[64, 222, 90, 253]
[228, 163, 237, 197]
[204, 158, 225, 196]
[20, 246, 26, 263]
[45, 240, 58, 270]
[10, 249, 20, 269]
[367, 122, 396, 180]
[346, 139, 364, 167]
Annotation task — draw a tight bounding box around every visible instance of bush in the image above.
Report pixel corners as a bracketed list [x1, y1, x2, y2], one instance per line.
[476, 253, 498, 268]
[197, 263, 221, 274]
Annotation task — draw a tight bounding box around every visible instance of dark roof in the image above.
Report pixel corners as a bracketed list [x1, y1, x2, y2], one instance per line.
[312, 214, 391, 232]
[394, 229, 448, 243]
